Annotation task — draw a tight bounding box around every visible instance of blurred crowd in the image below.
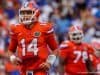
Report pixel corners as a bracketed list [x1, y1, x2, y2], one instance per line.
[0, 0, 100, 75]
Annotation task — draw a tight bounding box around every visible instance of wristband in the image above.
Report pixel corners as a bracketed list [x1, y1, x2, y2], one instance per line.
[10, 55, 16, 62]
[46, 54, 56, 65]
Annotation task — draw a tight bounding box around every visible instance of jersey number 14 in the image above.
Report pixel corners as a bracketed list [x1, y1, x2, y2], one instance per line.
[20, 38, 38, 56]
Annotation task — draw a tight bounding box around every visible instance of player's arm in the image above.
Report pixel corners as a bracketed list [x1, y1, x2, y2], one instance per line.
[8, 25, 17, 55]
[85, 58, 96, 75]
[45, 24, 59, 64]
[8, 38, 18, 64]
[7, 26, 21, 65]
[58, 43, 69, 75]
[58, 53, 65, 75]
[58, 57, 65, 75]
[40, 24, 58, 70]
[46, 27, 58, 51]
[46, 33, 58, 66]
[85, 45, 96, 75]
[86, 54, 100, 75]
[8, 38, 22, 65]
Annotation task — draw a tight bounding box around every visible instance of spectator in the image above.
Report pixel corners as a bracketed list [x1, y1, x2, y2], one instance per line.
[52, 5, 71, 44]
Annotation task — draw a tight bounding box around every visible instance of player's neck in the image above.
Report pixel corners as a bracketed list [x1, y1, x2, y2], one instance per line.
[24, 22, 36, 29]
[29, 24, 34, 29]
[72, 41, 82, 45]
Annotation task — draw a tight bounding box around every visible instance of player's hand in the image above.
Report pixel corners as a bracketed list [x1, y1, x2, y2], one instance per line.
[39, 62, 51, 71]
[10, 55, 22, 65]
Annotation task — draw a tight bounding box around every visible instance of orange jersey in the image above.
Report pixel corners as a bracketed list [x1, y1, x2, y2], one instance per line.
[8, 22, 58, 71]
[59, 41, 95, 75]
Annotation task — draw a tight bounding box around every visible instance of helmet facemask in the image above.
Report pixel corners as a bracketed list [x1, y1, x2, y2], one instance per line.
[69, 29, 84, 44]
[19, 9, 37, 25]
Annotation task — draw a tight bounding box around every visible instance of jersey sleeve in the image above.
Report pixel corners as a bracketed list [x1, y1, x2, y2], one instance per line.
[8, 25, 18, 53]
[45, 23, 58, 50]
[89, 55, 100, 71]
[87, 44, 95, 55]
[87, 44, 98, 69]
[59, 42, 70, 60]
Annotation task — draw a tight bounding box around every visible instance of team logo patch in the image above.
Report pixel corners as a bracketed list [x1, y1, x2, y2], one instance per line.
[34, 31, 41, 37]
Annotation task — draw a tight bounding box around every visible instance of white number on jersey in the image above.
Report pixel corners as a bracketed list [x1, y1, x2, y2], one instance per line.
[74, 51, 88, 63]
[20, 38, 38, 56]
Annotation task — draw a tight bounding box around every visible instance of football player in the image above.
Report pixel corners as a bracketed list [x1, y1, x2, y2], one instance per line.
[59, 25, 96, 75]
[7, 1, 58, 75]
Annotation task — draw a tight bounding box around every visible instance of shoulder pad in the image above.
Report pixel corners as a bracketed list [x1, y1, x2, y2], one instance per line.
[83, 42, 92, 48]
[59, 40, 70, 49]
[10, 24, 21, 30]
[9, 25, 17, 35]
[10, 23, 20, 26]
[39, 22, 54, 34]
[47, 27, 54, 34]
[39, 22, 53, 26]
[9, 24, 22, 34]
[14, 23, 20, 26]
[40, 22, 48, 26]
[64, 40, 70, 43]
